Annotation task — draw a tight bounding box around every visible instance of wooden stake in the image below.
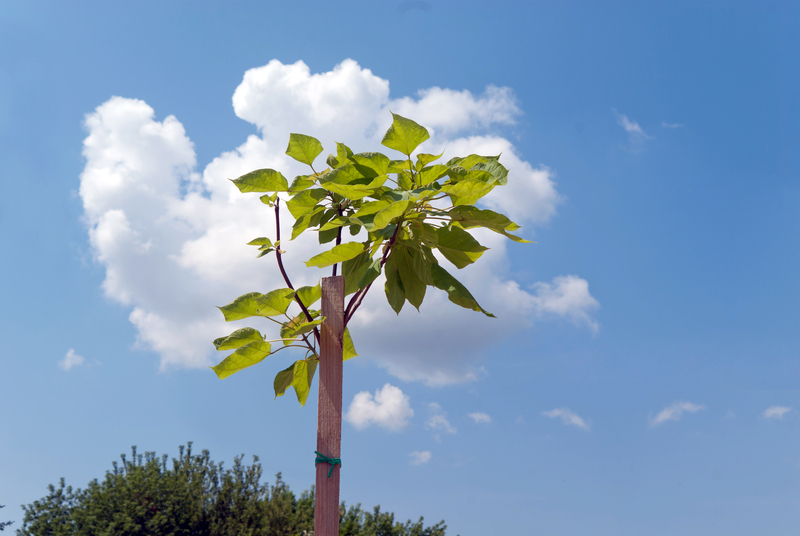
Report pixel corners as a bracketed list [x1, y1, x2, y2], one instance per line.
[316, 275, 344, 536]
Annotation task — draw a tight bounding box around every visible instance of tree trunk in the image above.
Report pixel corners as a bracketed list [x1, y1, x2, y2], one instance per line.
[315, 275, 344, 536]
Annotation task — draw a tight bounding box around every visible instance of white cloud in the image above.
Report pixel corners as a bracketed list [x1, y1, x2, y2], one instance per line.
[409, 450, 432, 466]
[345, 383, 413, 432]
[59, 349, 85, 371]
[529, 275, 600, 333]
[650, 401, 705, 427]
[79, 59, 599, 384]
[468, 412, 492, 424]
[614, 110, 651, 143]
[661, 121, 684, 129]
[425, 402, 457, 441]
[542, 407, 590, 430]
[764, 406, 791, 420]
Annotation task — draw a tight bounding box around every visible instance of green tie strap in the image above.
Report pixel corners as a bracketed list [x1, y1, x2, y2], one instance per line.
[314, 451, 341, 478]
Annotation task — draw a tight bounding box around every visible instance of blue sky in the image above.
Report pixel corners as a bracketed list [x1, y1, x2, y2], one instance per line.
[1, 1, 799, 535]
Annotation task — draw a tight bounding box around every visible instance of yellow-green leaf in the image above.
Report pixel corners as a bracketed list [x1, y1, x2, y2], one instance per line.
[381, 113, 430, 156]
[286, 133, 323, 167]
[343, 327, 358, 360]
[416, 164, 448, 186]
[292, 358, 318, 405]
[217, 289, 295, 321]
[440, 179, 495, 206]
[286, 189, 327, 219]
[373, 200, 410, 231]
[211, 341, 272, 379]
[296, 283, 321, 307]
[231, 169, 288, 193]
[274, 363, 295, 398]
[212, 327, 263, 351]
[305, 242, 366, 268]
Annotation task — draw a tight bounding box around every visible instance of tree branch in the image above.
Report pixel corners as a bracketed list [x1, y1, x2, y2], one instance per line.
[344, 221, 402, 325]
[275, 198, 321, 345]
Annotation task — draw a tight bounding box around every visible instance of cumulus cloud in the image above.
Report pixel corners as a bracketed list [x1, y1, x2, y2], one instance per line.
[529, 275, 600, 333]
[764, 406, 791, 420]
[79, 58, 598, 384]
[409, 450, 432, 465]
[425, 403, 457, 441]
[650, 401, 705, 427]
[542, 408, 590, 430]
[468, 412, 492, 424]
[59, 349, 85, 371]
[345, 384, 413, 432]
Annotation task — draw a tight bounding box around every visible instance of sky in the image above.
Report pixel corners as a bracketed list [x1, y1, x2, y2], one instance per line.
[1, 1, 799, 535]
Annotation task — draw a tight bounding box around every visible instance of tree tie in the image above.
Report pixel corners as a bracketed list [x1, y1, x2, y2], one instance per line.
[314, 451, 341, 478]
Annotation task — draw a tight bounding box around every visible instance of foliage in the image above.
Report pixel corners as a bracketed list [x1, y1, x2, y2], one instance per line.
[212, 113, 528, 403]
[17, 444, 449, 536]
[0, 504, 12, 532]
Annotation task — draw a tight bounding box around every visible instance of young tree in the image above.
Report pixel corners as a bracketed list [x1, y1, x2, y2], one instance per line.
[211, 113, 528, 534]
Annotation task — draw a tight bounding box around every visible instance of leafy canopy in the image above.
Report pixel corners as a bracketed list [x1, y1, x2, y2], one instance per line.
[211, 114, 529, 404]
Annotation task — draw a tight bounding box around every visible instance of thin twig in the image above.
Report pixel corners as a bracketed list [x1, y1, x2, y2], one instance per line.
[275, 198, 321, 345]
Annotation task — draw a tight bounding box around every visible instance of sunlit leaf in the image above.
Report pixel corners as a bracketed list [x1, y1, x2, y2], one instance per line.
[290, 175, 316, 192]
[232, 169, 289, 193]
[373, 200, 410, 230]
[211, 341, 272, 379]
[286, 189, 327, 219]
[305, 242, 366, 268]
[416, 151, 444, 169]
[343, 327, 358, 360]
[247, 237, 273, 246]
[291, 358, 318, 406]
[381, 113, 430, 156]
[291, 205, 326, 240]
[471, 159, 508, 185]
[440, 179, 495, 206]
[296, 283, 321, 307]
[213, 327, 264, 351]
[217, 289, 295, 321]
[342, 251, 371, 295]
[350, 152, 391, 175]
[416, 164, 448, 186]
[286, 133, 323, 167]
[353, 199, 391, 218]
[430, 264, 494, 317]
[448, 206, 531, 243]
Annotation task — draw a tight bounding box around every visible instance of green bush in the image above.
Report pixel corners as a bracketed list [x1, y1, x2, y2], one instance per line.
[18, 444, 448, 536]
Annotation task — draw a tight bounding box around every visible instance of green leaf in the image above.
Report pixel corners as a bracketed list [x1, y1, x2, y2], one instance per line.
[373, 200, 410, 231]
[217, 289, 295, 321]
[350, 152, 391, 175]
[353, 199, 391, 218]
[440, 179, 495, 206]
[430, 264, 494, 317]
[343, 327, 358, 360]
[381, 113, 430, 156]
[358, 257, 382, 288]
[319, 216, 350, 232]
[318, 227, 339, 244]
[282, 317, 325, 340]
[435, 225, 489, 269]
[247, 237, 273, 246]
[448, 206, 531, 243]
[286, 133, 323, 167]
[416, 151, 444, 169]
[416, 164, 448, 186]
[211, 341, 272, 379]
[273, 363, 295, 398]
[384, 257, 405, 314]
[291, 358, 318, 406]
[471, 159, 508, 185]
[212, 327, 263, 351]
[296, 283, 321, 307]
[291, 205, 326, 240]
[305, 242, 366, 268]
[393, 246, 426, 310]
[260, 193, 279, 206]
[289, 175, 316, 192]
[231, 169, 289, 193]
[342, 251, 371, 295]
[286, 189, 327, 219]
